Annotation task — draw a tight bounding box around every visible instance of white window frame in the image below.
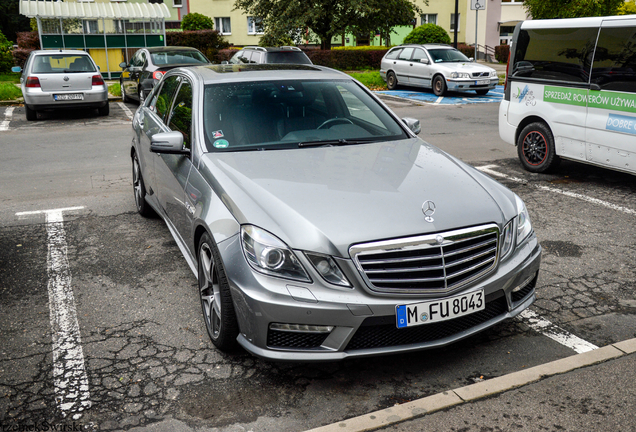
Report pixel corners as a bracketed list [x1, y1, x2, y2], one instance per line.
[247, 16, 264, 35]
[450, 13, 460, 31]
[214, 17, 231, 35]
[421, 14, 437, 25]
[173, 0, 183, 7]
[501, 0, 523, 3]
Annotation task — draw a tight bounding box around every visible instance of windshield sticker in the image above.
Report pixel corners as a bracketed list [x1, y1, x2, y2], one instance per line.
[606, 113, 636, 135]
[213, 139, 229, 149]
[212, 130, 224, 138]
[544, 86, 636, 114]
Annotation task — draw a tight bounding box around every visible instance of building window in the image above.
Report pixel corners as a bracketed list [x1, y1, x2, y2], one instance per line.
[215, 17, 231, 34]
[502, 0, 523, 3]
[83, 20, 99, 34]
[247, 17, 264, 35]
[450, 13, 460, 31]
[173, 0, 183, 7]
[421, 14, 437, 25]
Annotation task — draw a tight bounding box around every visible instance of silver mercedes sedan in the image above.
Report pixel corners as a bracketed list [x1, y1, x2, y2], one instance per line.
[131, 64, 541, 361]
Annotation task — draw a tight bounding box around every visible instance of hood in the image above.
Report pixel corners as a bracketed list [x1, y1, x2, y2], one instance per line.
[201, 139, 511, 257]
[438, 62, 495, 74]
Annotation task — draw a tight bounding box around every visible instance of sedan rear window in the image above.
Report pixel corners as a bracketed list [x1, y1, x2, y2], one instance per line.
[32, 55, 96, 73]
[150, 51, 209, 65]
[266, 52, 312, 64]
[203, 79, 408, 152]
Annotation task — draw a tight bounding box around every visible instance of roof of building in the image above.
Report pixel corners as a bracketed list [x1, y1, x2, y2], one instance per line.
[19, 0, 171, 20]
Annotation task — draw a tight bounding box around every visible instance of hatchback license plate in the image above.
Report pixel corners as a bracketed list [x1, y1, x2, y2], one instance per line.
[396, 290, 485, 328]
[475, 79, 490, 85]
[54, 93, 83, 101]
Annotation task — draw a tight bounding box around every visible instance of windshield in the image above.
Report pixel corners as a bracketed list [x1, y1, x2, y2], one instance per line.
[203, 79, 408, 152]
[31, 55, 96, 73]
[150, 50, 208, 65]
[427, 48, 470, 63]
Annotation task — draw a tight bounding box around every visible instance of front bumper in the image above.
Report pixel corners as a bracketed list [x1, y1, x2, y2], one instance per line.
[217, 230, 542, 362]
[446, 77, 498, 92]
[23, 86, 108, 110]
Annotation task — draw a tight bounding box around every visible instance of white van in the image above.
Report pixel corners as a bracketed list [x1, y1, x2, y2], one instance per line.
[499, 15, 636, 174]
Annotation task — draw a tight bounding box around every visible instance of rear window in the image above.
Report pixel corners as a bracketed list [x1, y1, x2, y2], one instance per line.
[266, 52, 312, 65]
[512, 27, 599, 83]
[31, 55, 96, 74]
[150, 50, 208, 65]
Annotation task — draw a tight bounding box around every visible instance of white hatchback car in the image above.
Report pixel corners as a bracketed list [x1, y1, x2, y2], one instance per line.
[380, 44, 499, 96]
[15, 50, 109, 121]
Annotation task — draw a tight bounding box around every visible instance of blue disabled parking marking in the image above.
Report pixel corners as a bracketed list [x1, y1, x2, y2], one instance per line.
[375, 85, 504, 105]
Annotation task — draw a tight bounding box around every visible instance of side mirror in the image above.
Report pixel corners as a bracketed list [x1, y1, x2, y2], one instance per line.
[11, 66, 22, 73]
[119, 62, 128, 69]
[402, 117, 421, 135]
[419, 58, 430, 65]
[468, 57, 475, 62]
[221, 61, 229, 65]
[150, 131, 188, 154]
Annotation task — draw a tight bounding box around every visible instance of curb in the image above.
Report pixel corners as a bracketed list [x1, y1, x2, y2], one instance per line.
[305, 338, 636, 432]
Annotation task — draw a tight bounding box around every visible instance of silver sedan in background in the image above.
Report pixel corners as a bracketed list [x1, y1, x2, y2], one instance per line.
[131, 64, 540, 361]
[14, 49, 109, 121]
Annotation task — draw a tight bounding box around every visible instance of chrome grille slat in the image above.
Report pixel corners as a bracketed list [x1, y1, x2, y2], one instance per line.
[350, 225, 499, 294]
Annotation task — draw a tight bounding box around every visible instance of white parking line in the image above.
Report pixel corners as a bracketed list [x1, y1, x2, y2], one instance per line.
[16, 206, 91, 419]
[0, 106, 15, 131]
[477, 164, 636, 216]
[118, 102, 134, 120]
[475, 165, 603, 353]
[520, 310, 598, 353]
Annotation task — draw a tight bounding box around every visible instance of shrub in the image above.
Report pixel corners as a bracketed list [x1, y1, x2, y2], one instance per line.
[166, 29, 229, 61]
[331, 46, 390, 51]
[181, 12, 215, 31]
[456, 43, 474, 58]
[0, 31, 13, 73]
[403, 24, 451, 45]
[304, 49, 387, 70]
[12, 48, 32, 69]
[495, 45, 510, 63]
[17, 31, 39, 49]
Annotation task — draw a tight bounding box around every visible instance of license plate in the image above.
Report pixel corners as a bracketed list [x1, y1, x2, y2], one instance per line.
[475, 80, 490, 85]
[396, 290, 485, 328]
[54, 93, 84, 101]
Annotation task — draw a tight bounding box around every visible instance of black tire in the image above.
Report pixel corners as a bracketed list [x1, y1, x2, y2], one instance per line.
[132, 152, 155, 217]
[475, 89, 489, 96]
[121, 81, 131, 103]
[25, 104, 37, 121]
[433, 75, 447, 96]
[198, 232, 240, 352]
[98, 102, 109, 116]
[386, 71, 399, 90]
[517, 122, 561, 173]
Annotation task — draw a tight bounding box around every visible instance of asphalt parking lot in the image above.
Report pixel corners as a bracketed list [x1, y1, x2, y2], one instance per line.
[0, 95, 635, 431]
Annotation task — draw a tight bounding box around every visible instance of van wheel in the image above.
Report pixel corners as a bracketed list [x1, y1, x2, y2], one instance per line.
[433, 75, 447, 96]
[517, 122, 560, 173]
[387, 71, 399, 90]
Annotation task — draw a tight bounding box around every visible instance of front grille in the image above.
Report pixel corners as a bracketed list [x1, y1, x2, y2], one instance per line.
[351, 225, 499, 294]
[345, 292, 508, 350]
[267, 330, 329, 349]
[472, 72, 490, 78]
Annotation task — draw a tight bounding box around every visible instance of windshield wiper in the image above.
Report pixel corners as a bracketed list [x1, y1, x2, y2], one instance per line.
[298, 138, 374, 148]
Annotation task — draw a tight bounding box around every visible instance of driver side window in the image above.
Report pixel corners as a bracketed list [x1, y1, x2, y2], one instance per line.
[167, 80, 193, 149]
[151, 76, 181, 122]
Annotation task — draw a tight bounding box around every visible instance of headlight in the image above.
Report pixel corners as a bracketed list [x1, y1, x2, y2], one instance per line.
[490, 70, 498, 78]
[450, 72, 471, 79]
[500, 194, 533, 259]
[305, 252, 351, 287]
[515, 194, 533, 244]
[241, 225, 311, 282]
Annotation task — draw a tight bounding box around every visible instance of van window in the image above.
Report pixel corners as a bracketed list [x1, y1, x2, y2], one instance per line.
[512, 27, 598, 83]
[591, 26, 636, 93]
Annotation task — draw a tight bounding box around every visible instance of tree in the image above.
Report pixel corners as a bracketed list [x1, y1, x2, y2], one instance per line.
[181, 12, 215, 31]
[618, 0, 636, 15]
[0, 0, 31, 43]
[233, 0, 423, 50]
[522, 0, 623, 19]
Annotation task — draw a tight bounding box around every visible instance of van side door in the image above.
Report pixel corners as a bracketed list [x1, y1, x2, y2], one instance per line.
[585, 19, 636, 173]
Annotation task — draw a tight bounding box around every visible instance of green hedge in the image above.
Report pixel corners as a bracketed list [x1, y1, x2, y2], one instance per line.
[331, 46, 390, 51]
[166, 29, 229, 61]
[305, 49, 387, 70]
[495, 45, 510, 63]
